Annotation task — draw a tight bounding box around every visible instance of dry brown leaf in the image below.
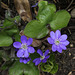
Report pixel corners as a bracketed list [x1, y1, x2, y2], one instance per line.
[19, 30, 24, 36]
[14, 0, 32, 22]
[32, 39, 42, 47]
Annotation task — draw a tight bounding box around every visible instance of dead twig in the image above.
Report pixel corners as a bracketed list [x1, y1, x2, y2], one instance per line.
[66, 0, 74, 10]
[1, 2, 9, 10]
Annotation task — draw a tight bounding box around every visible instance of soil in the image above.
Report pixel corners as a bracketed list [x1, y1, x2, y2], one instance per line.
[0, 0, 75, 75]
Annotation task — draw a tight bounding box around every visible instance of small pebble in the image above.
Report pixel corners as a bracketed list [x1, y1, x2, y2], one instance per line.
[69, 53, 71, 56]
[68, 71, 72, 75]
[70, 44, 73, 47]
[71, 9, 75, 18]
[41, 45, 45, 50]
[73, 57, 75, 60]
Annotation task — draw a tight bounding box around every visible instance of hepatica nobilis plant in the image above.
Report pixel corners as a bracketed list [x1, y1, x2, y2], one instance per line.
[47, 30, 69, 53]
[33, 49, 50, 65]
[0, 1, 71, 75]
[13, 35, 35, 63]
[13, 35, 35, 58]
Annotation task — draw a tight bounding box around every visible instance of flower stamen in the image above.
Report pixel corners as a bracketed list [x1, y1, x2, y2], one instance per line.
[21, 44, 28, 50]
[40, 55, 45, 60]
[55, 39, 60, 45]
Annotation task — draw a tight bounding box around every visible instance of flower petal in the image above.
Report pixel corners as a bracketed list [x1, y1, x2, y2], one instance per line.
[44, 49, 49, 56]
[19, 58, 23, 63]
[59, 44, 67, 50]
[45, 55, 50, 59]
[24, 50, 29, 58]
[21, 35, 27, 44]
[61, 40, 69, 46]
[57, 46, 62, 53]
[47, 37, 54, 44]
[33, 58, 40, 63]
[23, 59, 27, 64]
[32, 3, 38, 7]
[59, 34, 67, 41]
[50, 31, 55, 40]
[17, 49, 24, 57]
[28, 47, 35, 53]
[42, 58, 47, 63]
[52, 44, 57, 52]
[55, 30, 61, 39]
[13, 42, 21, 48]
[27, 57, 31, 62]
[27, 38, 33, 46]
[35, 58, 41, 65]
[37, 49, 43, 56]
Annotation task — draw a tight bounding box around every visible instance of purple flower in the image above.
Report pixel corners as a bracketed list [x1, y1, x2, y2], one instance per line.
[33, 49, 50, 65]
[13, 35, 35, 58]
[47, 30, 69, 53]
[32, 3, 38, 7]
[20, 57, 31, 64]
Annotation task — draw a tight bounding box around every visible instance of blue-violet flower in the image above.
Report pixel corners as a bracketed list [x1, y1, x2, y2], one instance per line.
[47, 30, 69, 53]
[32, 3, 38, 7]
[33, 49, 50, 65]
[13, 35, 35, 58]
[20, 57, 31, 64]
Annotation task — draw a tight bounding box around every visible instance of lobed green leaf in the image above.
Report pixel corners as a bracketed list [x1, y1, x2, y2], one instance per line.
[24, 20, 46, 38]
[9, 61, 39, 75]
[36, 4, 56, 24]
[50, 10, 71, 30]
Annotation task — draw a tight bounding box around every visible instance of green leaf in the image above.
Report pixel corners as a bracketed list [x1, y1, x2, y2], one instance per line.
[9, 61, 39, 75]
[2, 16, 20, 28]
[48, 4, 56, 12]
[50, 10, 71, 30]
[38, 1, 48, 15]
[0, 32, 13, 47]
[36, 4, 56, 24]
[41, 61, 54, 72]
[14, 33, 21, 42]
[49, 54, 55, 62]
[2, 19, 14, 28]
[24, 20, 48, 38]
[37, 26, 49, 39]
[50, 63, 58, 74]
[24, 1, 56, 39]
[12, 16, 21, 23]
[41, 53, 58, 74]
[41, 61, 58, 74]
[5, 28, 19, 36]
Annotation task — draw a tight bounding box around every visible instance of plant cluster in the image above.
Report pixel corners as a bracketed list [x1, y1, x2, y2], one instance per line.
[0, 1, 71, 75]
